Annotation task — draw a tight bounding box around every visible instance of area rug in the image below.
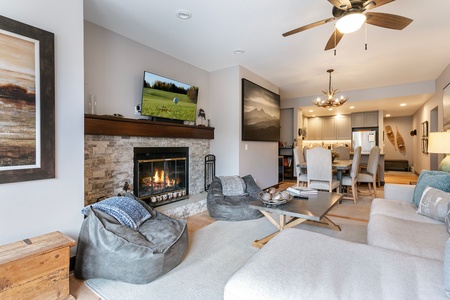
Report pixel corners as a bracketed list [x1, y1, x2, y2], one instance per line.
[85, 216, 367, 300]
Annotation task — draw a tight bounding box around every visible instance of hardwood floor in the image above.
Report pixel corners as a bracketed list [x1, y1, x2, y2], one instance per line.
[69, 171, 417, 298]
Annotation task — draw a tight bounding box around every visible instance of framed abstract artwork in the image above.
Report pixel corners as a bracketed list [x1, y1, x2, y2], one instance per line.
[242, 78, 280, 142]
[0, 16, 55, 184]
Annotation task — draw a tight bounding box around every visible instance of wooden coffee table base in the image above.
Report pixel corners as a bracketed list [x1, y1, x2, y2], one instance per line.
[252, 211, 341, 248]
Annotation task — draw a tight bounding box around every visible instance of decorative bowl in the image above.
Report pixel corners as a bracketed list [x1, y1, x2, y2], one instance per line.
[258, 189, 292, 206]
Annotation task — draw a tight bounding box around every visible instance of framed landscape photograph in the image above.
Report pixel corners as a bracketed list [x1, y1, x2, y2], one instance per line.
[0, 16, 55, 184]
[242, 78, 280, 142]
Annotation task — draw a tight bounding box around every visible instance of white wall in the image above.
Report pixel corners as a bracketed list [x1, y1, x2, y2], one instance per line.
[84, 21, 209, 121]
[412, 63, 450, 173]
[0, 1, 85, 252]
[209, 66, 280, 189]
[209, 66, 241, 176]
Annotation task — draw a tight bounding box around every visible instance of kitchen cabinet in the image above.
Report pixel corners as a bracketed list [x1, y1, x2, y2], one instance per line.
[305, 115, 351, 140]
[351, 111, 378, 128]
[322, 117, 336, 140]
[306, 117, 323, 140]
[336, 115, 352, 139]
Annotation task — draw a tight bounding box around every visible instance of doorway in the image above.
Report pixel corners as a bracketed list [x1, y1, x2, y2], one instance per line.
[430, 106, 439, 170]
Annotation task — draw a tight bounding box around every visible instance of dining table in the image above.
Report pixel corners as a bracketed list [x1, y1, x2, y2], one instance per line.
[297, 159, 353, 193]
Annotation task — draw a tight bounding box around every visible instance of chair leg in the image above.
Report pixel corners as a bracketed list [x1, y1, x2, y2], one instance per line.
[352, 183, 358, 204]
[372, 178, 377, 197]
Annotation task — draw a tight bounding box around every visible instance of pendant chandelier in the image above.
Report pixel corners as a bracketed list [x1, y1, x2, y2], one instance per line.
[313, 69, 348, 108]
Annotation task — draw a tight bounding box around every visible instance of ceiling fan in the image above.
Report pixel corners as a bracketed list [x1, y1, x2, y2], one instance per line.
[282, 0, 413, 51]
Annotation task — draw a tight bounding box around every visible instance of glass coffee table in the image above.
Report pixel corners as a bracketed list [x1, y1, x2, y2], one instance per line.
[249, 191, 343, 248]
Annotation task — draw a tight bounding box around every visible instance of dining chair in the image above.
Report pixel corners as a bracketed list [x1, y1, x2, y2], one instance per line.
[306, 147, 340, 192]
[341, 146, 361, 203]
[333, 146, 350, 160]
[293, 147, 308, 187]
[356, 146, 380, 197]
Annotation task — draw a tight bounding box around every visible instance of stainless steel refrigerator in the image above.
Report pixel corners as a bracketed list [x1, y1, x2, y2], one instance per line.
[352, 129, 377, 154]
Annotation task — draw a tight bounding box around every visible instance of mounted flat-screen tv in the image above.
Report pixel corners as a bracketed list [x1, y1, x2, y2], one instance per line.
[140, 71, 198, 123]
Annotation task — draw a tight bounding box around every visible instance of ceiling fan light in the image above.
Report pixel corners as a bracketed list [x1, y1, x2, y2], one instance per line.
[336, 13, 366, 34]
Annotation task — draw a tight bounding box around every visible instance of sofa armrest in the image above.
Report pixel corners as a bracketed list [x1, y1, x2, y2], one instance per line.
[383, 183, 415, 202]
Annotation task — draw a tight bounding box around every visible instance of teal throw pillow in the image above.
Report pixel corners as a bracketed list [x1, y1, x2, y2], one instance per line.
[412, 170, 450, 207]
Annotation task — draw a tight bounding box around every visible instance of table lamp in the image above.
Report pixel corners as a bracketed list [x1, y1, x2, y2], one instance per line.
[428, 131, 450, 172]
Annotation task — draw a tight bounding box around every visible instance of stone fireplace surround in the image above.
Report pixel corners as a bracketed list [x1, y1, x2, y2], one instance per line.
[85, 135, 211, 219]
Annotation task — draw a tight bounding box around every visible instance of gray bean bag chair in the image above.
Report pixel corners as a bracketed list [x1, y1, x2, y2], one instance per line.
[74, 196, 188, 284]
[207, 174, 263, 221]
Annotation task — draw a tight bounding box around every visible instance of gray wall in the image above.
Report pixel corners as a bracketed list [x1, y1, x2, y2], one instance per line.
[85, 22, 280, 190]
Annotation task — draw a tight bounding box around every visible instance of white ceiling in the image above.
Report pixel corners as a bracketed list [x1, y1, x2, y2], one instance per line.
[83, 0, 450, 117]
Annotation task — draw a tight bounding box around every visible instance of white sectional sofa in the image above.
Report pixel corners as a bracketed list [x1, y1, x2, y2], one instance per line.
[224, 183, 450, 299]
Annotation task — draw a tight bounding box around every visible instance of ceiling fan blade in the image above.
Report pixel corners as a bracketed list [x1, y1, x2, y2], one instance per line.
[365, 12, 413, 30]
[328, 0, 351, 9]
[325, 29, 344, 50]
[364, 0, 395, 10]
[282, 17, 335, 37]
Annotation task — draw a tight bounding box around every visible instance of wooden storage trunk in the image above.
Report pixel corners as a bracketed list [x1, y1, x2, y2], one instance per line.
[0, 231, 76, 300]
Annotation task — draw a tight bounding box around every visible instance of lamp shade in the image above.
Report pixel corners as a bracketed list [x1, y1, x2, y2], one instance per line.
[428, 131, 450, 172]
[428, 132, 450, 154]
[336, 13, 366, 34]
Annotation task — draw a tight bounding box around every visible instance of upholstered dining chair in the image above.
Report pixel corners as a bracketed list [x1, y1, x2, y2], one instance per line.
[341, 146, 362, 203]
[356, 146, 380, 197]
[333, 146, 351, 160]
[306, 147, 340, 192]
[293, 147, 308, 187]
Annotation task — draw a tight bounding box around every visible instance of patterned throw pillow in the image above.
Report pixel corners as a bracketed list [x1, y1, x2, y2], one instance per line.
[82, 196, 151, 230]
[417, 186, 450, 222]
[219, 176, 247, 196]
[412, 170, 450, 207]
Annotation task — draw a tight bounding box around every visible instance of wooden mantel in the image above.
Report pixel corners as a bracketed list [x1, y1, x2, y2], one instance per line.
[85, 114, 214, 139]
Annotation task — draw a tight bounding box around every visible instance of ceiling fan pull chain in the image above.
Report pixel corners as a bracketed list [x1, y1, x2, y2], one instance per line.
[334, 29, 337, 56]
[365, 22, 368, 51]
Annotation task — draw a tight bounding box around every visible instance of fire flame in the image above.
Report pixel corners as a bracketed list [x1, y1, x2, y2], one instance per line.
[153, 169, 175, 186]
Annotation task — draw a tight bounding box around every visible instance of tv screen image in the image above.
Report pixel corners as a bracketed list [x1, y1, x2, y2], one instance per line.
[141, 71, 199, 122]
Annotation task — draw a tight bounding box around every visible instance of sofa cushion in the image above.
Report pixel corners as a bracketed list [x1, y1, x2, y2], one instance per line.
[446, 202, 450, 234]
[413, 171, 450, 207]
[224, 228, 446, 300]
[371, 198, 442, 224]
[417, 186, 450, 222]
[445, 238, 450, 297]
[368, 214, 448, 261]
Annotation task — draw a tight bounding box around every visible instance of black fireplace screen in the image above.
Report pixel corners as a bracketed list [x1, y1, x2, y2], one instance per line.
[134, 147, 188, 207]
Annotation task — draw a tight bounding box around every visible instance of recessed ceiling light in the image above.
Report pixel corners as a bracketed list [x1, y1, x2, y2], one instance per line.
[328, 108, 333, 111]
[176, 9, 192, 20]
[233, 49, 245, 54]
[400, 103, 406, 107]
[309, 110, 313, 113]
[350, 106, 355, 109]
[386, 114, 391, 117]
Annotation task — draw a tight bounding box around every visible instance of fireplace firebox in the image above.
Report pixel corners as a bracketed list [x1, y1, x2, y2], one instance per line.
[134, 147, 188, 207]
